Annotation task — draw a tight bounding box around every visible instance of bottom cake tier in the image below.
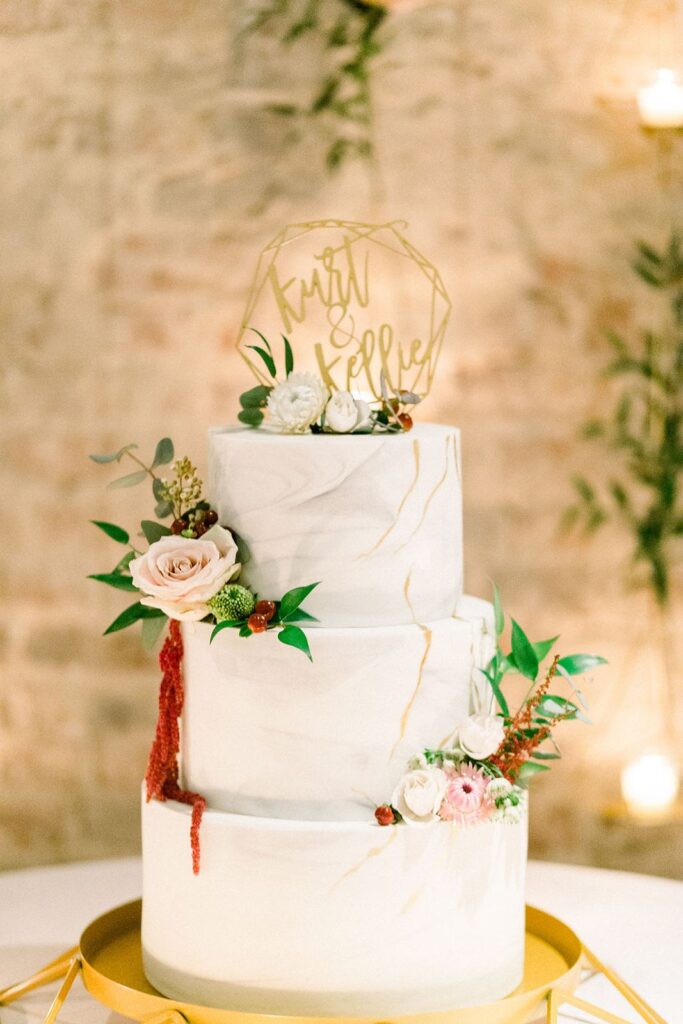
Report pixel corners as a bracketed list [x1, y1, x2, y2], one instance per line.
[141, 796, 528, 1016]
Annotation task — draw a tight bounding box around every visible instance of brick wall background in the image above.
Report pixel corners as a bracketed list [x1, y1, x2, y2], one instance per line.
[1, 0, 682, 875]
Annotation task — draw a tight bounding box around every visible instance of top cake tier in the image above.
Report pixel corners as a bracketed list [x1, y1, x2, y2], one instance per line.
[208, 424, 463, 627]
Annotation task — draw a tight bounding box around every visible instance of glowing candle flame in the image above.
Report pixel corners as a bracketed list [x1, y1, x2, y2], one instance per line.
[637, 68, 683, 128]
[621, 752, 680, 820]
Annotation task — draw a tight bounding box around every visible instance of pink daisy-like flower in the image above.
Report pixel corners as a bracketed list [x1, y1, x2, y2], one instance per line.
[439, 763, 493, 825]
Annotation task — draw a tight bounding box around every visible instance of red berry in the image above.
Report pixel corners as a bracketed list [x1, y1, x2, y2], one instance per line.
[171, 518, 186, 535]
[398, 412, 413, 431]
[205, 509, 218, 526]
[247, 613, 268, 634]
[194, 522, 207, 537]
[254, 599, 276, 622]
[375, 805, 395, 827]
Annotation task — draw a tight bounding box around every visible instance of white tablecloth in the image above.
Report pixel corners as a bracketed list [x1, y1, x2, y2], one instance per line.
[0, 858, 679, 1023]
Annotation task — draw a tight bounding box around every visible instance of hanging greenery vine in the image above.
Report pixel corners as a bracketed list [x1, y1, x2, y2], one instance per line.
[564, 233, 683, 606]
[250, 0, 388, 171]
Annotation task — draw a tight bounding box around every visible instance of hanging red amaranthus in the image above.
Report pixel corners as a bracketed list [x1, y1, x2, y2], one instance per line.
[145, 619, 206, 874]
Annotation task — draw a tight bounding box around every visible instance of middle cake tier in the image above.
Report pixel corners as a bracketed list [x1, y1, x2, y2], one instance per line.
[180, 595, 494, 821]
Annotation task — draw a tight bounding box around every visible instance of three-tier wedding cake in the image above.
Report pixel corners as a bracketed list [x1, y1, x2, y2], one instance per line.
[141, 424, 527, 1015]
[91, 222, 600, 1018]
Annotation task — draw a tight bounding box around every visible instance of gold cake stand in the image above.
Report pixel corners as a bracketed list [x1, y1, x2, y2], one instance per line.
[0, 901, 665, 1024]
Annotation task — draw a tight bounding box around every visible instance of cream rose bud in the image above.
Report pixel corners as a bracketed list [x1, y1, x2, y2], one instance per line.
[129, 525, 240, 622]
[324, 392, 373, 433]
[325, 391, 360, 433]
[456, 714, 505, 760]
[266, 372, 329, 433]
[391, 768, 448, 825]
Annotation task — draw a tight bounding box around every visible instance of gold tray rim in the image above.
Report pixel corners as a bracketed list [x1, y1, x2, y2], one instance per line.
[79, 900, 582, 1024]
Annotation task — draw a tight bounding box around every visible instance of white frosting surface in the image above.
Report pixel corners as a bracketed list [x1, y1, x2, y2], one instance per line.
[208, 424, 463, 627]
[180, 596, 494, 820]
[142, 796, 527, 1016]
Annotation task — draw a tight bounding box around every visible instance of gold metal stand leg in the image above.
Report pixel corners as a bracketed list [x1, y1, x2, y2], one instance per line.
[583, 945, 668, 1024]
[42, 958, 81, 1024]
[0, 947, 79, 1006]
[545, 949, 668, 1024]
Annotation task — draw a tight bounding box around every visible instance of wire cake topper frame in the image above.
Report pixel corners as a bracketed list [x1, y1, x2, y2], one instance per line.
[236, 219, 451, 401]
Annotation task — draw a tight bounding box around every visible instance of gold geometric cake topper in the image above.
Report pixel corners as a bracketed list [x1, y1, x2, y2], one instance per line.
[237, 219, 451, 401]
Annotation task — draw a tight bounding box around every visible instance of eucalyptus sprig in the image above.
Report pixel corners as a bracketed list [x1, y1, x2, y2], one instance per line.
[89, 437, 175, 518]
[210, 581, 320, 660]
[565, 233, 683, 606]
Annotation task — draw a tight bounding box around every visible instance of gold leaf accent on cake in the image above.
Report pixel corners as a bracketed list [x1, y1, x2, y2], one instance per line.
[436, 727, 457, 750]
[453, 431, 462, 484]
[395, 434, 452, 552]
[389, 570, 432, 759]
[356, 439, 421, 560]
[399, 889, 423, 916]
[332, 829, 398, 889]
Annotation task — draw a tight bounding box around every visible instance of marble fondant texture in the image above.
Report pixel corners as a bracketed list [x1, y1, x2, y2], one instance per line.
[208, 424, 463, 627]
[180, 596, 494, 820]
[142, 796, 527, 1016]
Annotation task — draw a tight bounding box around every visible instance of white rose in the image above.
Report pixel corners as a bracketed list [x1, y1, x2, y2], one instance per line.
[392, 768, 448, 825]
[324, 392, 373, 433]
[267, 372, 329, 433]
[456, 714, 505, 761]
[130, 525, 240, 621]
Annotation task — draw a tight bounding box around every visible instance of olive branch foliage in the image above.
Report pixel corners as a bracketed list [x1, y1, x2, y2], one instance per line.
[565, 234, 683, 606]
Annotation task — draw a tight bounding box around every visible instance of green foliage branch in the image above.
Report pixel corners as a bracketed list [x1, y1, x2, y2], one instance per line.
[250, 0, 387, 171]
[565, 234, 683, 606]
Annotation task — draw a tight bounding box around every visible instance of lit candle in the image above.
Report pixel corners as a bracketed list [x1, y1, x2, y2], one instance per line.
[637, 68, 683, 129]
[621, 752, 680, 820]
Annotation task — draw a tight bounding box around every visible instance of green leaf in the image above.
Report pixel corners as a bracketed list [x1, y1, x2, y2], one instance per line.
[556, 653, 608, 676]
[141, 520, 172, 544]
[279, 582, 320, 621]
[284, 608, 319, 623]
[141, 615, 168, 650]
[283, 335, 294, 376]
[532, 635, 560, 662]
[531, 750, 561, 760]
[239, 623, 253, 638]
[238, 408, 265, 428]
[151, 437, 174, 469]
[278, 624, 312, 661]
[103, 602, 164, 635]
[510, 620, 539, 681]
[492, 582, 504, 636]
[246, 345, 277, 379]
[152, 477, 167, 501]
[210, 620, 243, 643]
[88, 572, 139, 592]
[239, 385, 271, 409]
[516, 761, 550, 785]
[89, 444, 138, 464]
[536, 695, 577, 719]
[113, 550, 136, 574]
[154, 501, 173, 519]
[107, 470, 148, 490]
[91, 520, 130, 545]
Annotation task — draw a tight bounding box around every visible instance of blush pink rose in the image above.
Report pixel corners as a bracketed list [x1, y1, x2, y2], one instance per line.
[129, 525, 240, 621]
